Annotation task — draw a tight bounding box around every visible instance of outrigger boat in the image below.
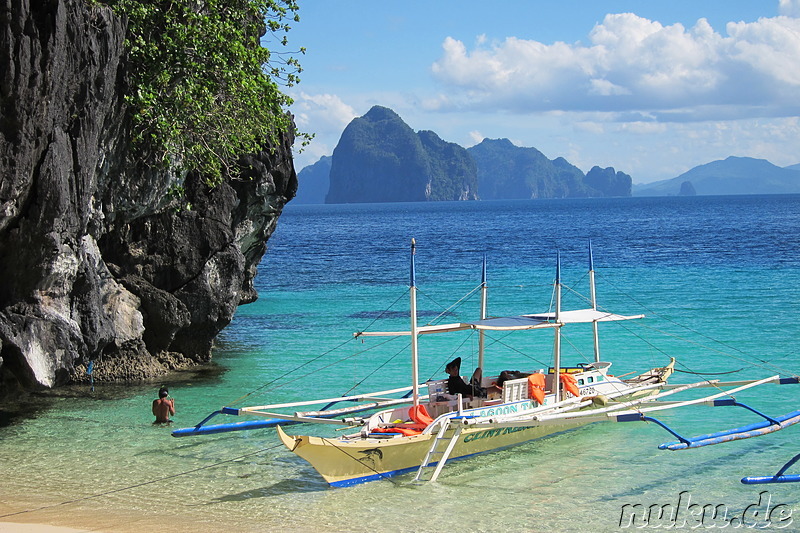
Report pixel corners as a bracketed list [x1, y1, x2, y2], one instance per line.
[174, 240, 800, 487]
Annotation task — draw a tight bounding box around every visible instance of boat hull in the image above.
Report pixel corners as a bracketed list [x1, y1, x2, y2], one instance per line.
[277, 416, 590, 487]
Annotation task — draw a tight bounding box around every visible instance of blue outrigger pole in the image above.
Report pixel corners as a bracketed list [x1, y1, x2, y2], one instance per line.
[171, 388, 419, 438]
[171, 408, 302, 437]
[655, 394, 800, 450]
[742, 453, 800, 484]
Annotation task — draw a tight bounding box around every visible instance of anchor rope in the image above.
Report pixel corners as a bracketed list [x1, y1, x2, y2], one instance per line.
[342, 284, 486, 395]
[340, 340, 411, 396]
[416, 282, 483, 324]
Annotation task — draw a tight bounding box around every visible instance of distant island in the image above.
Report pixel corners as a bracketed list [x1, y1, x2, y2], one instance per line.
[326, 106, 478, 203]
[467, 138, 631, 200]
[298, 106, 631, 204]
[633, 157, 800, 196]
[295, 106, 800, 203]
[294, 155, 331, 204]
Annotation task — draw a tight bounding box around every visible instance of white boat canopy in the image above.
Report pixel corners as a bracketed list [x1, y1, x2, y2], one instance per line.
[355, 315, 557, 338]
[525, 309, 645, 324]
[355, 309, 643, 338]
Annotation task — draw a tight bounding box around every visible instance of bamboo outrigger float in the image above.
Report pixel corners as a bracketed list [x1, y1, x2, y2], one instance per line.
[174, 240, 800, 487]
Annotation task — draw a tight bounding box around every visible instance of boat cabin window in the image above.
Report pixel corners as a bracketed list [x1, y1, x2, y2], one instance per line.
[588, 376, 594, 383]
[578, 379, 584, 385]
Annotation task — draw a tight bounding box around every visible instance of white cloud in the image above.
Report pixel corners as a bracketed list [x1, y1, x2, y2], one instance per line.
[589, 78, 631, 96]
[573, 121, 605, 135]
[616, 121, 668, 134]
[290, 92, 357, 134]
[430, 12, 800, 121]
[726, 17, 800, 86]
[779, 0, 800, 17]
[289, 92, 358, 169]
[468, 130, 484, 145]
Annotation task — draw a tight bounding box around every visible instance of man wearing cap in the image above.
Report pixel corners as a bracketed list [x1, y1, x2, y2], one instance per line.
[445, 357, 485, 398]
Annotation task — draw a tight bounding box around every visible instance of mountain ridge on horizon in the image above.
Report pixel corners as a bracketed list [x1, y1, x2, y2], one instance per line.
[295, 106, 800, 202]
[633, 156, 800, 196]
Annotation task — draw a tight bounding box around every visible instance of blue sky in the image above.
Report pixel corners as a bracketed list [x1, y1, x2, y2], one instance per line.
[282, 1, 800, 183]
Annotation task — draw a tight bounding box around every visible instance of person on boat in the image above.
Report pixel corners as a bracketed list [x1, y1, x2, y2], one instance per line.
[152, 386, 175, 424]
[496, 370, 531, 387]
[445, 357, 487, 398]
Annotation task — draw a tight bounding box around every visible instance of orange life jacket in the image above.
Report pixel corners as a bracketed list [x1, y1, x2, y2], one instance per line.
[560, 373, 580, 398]
[408, 404, 434, 427]
[371, 426, 422, 436]
[527, 373, 546, 404]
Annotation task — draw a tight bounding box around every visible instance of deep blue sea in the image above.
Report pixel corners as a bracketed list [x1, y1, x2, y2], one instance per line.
[2, 195, 799, 532]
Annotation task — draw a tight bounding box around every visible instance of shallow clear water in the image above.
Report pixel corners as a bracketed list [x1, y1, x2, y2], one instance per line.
[1, 195, 799, 532]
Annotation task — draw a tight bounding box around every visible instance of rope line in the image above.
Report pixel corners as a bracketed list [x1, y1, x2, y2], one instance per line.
[673, 368, 745, 376]
[340, 340, 411, 397]
[228, 290, 413, 406]
[598, 271, 799, 377]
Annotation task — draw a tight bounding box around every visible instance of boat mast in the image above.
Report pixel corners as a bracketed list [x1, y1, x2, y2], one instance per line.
[553, 252, 562, 400]
[478, 255, 487, 371]
[589, 241, 600, 363]
[410, 238, 420, 407]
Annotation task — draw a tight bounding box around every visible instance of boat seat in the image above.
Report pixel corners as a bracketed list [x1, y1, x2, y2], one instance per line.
[426, 379, 482, 417]
[502, 377, 530, 403]
[426, 379, 457, 402]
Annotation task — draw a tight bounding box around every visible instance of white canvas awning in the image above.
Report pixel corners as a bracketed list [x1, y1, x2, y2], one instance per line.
[465, 316, 556, 330]
[354, 309, 643, 337]
[354, 316, 556, 337]
[524, 309, 645, 324]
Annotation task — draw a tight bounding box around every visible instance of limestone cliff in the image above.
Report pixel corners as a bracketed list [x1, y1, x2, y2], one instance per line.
[0, 0, 296, 394]
[584, 166, 632, 197]
[326, 106, 478, 203]
[468, 139, 629, 199]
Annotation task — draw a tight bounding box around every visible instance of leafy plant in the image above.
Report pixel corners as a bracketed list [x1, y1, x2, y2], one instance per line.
[101, 0, 307, 186]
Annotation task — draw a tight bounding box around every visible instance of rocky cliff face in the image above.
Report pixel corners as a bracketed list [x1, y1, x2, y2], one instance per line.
[468, 138, 633, 199]
[468, 138, 588, 199]
[0, 0, 296, 394]
[326, 106, 477, 203]
[584, 166, 632, 197]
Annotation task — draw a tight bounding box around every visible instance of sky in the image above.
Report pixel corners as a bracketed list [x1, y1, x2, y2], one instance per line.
[279, 1, 800, 184]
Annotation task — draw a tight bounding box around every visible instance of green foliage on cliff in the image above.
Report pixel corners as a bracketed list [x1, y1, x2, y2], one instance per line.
[103, 0, 304, 184]
[418, 130, 477, 201]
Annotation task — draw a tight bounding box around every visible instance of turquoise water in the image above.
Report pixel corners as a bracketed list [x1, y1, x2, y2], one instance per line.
[1, 195, 799, 532]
